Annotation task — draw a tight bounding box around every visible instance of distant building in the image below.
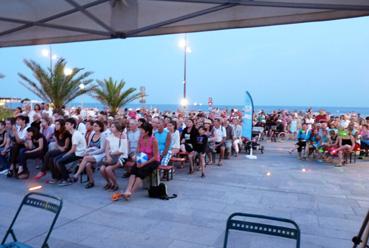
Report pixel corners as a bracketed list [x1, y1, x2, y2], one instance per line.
[0, 97, 21, 107]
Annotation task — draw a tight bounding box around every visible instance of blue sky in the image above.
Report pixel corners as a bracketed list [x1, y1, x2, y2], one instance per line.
[1, 16, 369, 107]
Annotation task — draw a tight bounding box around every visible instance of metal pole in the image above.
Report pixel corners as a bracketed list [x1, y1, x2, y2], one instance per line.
[49, 45, 53, 72]
[183, 34, 187, 99]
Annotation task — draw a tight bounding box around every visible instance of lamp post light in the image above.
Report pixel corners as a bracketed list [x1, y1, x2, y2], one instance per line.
[41, 46, 57, 71]
[79, 83, 85, 109]
[180, 98, 189, 108]
[64, 67, 73, 76]
[178, 34, 191, 108]
[79, 83, 85, 90]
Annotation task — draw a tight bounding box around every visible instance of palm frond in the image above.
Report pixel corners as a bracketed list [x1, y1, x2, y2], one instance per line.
[92, 77, 141, 115]
[19, 58, 94, 111]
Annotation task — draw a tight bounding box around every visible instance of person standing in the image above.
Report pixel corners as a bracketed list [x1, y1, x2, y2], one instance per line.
[194, 126, 208, 178]
[223, 119, 233, 159]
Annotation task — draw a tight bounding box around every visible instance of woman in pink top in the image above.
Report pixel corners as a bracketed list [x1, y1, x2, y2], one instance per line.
[123, 122, 159, 200]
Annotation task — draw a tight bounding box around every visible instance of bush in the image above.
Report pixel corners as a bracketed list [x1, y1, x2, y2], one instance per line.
[0, 107, 13, 121]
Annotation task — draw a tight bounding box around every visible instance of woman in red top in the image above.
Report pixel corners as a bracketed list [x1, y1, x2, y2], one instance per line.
[123, 122, 159, 200]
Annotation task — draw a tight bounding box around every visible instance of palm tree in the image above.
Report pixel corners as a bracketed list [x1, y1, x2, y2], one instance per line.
[18, 58, 94, 112]
[93, 77, 142, 116]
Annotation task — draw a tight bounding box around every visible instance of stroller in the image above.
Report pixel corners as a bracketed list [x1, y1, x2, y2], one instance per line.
[244, 127, 265, 154]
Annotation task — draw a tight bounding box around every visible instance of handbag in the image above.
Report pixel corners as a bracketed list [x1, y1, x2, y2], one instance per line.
[148, 183, 177, 200]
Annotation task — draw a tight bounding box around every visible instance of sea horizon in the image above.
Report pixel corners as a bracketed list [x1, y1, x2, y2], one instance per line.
[6, 101, 369, 116]
[70, 102, 369, 116]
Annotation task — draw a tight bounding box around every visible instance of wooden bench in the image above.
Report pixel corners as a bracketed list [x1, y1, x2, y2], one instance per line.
[158, 165, 174, 181]
[143, 169, 160, 189]
[170, 157, 186, 168]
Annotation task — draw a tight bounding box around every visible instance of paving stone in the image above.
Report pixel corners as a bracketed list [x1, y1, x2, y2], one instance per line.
[1, 141, 368, 247]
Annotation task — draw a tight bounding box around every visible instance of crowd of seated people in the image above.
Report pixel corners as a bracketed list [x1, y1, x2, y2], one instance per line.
[255, 108, 369, 166]
[0, 101, 248, 200]
[4, 99, 368, 199]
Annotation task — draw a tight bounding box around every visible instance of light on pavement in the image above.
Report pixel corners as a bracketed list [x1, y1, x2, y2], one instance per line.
[28, 185, 42, 191]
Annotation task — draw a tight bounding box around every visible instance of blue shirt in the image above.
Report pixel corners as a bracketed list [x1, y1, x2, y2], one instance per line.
[154, 129, 169, 153]
[297, 129, 311, 141]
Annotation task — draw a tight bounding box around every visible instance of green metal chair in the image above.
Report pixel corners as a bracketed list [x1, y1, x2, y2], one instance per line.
[1, 193, 63, 248]
[223, 212, 300, 248]
[352, 210, 369, 248]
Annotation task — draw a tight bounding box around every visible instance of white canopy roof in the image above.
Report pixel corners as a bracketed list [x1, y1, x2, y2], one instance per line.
[1, 0, 369, 47]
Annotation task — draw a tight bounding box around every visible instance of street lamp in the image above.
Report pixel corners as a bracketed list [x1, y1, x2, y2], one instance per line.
[180, 98, 188, 108]
[64, 67, 73, 76]
[79, 83, 85, 109]
[79, 83, 85, 90]
[178, 34, 191, 105]
[41, 46, 58, 71]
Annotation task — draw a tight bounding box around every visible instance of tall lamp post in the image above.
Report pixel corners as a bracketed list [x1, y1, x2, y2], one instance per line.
[41, 46, 58, 109]
[79, 83, 85, 109]
[41, 45, 58, 71]
[178, 34, 191, 109]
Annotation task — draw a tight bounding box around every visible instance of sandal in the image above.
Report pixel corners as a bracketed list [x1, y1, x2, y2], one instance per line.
[6, 169, 15, 178]
[85, 182, 95, 189]
[103, 183, 112, 190]
[112, 192, 123, 201]
[122, 192, 132, 200]
[34, 171, 46, 180]
[110, 185, 119, 191]
[17, 171, 29, 180]
[67, 177, 78, 183]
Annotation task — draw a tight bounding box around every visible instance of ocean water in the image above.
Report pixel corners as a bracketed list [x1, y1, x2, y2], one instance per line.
[71, 103, 369, 116]
[7, 102, 369, 116]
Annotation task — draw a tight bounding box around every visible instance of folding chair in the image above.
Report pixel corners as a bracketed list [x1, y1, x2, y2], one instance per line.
[1, 193, 63, 248]
[352, 210, 369, 248]
[223, 212, 300, 248]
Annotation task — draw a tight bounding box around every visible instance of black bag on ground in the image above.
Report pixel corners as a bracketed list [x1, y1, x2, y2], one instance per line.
[148, 183, 177, 200]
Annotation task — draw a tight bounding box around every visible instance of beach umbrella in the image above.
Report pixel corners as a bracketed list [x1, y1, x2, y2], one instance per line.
[0, 0, 369, 47]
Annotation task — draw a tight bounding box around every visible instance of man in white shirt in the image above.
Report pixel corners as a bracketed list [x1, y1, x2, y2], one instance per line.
[127, 119, 141, 154]
[22, 103, 35, 124]
[231, 118, 243, 157]
[42, 103, 53, 118]
[77, 115, 87, 137]
[213, 118, 226, 165]
[55, 117, 86, 186]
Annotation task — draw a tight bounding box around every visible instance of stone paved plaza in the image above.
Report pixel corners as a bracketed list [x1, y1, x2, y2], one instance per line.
[0, 141, 368, 248]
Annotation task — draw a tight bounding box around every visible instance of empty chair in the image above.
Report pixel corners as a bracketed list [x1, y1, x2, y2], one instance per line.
[352, 210, 369, 248]
[1, 193, 63, 248]
[223, 212, 300, 248]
